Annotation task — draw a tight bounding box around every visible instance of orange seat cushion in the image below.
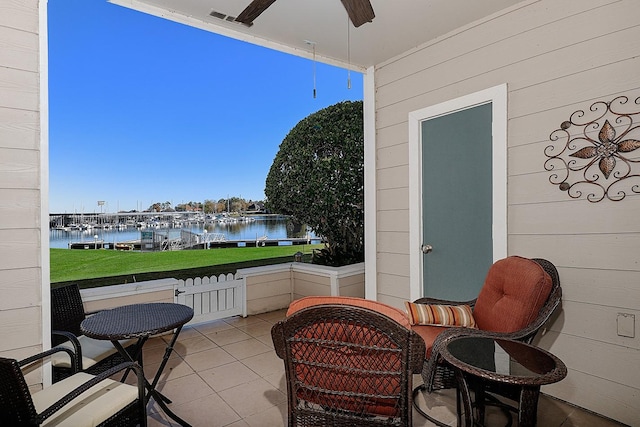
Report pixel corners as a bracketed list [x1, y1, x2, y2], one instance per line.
[472, 256, 552, 333]
[287, 296, 411, 327]
[411, 324, 447, 357]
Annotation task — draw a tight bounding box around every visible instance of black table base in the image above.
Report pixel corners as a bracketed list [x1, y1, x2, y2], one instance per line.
[81, 303, 194, 427]
[113, 327, 191, 426]
[441, 337, 567, 427]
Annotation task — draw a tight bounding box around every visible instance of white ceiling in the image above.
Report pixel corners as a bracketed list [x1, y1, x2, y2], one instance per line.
[110, 0, 524, 70]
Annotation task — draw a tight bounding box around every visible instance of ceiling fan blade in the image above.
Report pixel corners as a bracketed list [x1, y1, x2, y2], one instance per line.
[340, 0, 375, 27]
[235, 0, 277, 26]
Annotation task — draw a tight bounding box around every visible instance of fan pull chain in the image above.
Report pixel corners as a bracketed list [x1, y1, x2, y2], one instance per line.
[305, 40, 318, 99]
[312, 43, 317, 98]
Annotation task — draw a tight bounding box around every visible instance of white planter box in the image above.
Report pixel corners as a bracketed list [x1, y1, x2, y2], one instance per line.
[238, 262, 365, 315]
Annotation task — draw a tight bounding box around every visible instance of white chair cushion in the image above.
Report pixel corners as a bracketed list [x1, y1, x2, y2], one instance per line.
[51, 336, 136, 369]
[32, 372, 139, 427]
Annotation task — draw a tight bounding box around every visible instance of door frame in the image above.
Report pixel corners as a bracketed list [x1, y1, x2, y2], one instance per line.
[407, 84, 508, 301]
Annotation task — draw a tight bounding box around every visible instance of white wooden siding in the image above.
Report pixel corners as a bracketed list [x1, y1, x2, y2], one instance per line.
[373, 0, 640, 423]
[0, 188, 39, 228]
[0, 66, 39, 111]
[291, 271, 331, 300]
[0, 1, 39, 34]
[0, 147, 39, 187]
[0, 0, 42, 388]
[0, 107, 39, 150]
[244, 267, 293, 315]
[0, 23, 39, 71]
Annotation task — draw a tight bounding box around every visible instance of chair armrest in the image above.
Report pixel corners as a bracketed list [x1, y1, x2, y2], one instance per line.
[466, 325, 544, 344]
[18, 347, 78, 373]
[271, 322, 286, 360]
[51, 330, 83, 372]
[413, 297, 477, 308]
[36, 361, 145, 425]
[421, 327, 481, 392]
[409, 333, 427, 374]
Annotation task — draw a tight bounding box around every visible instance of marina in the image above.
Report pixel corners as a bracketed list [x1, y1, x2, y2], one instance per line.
[50, 213, 320, 250]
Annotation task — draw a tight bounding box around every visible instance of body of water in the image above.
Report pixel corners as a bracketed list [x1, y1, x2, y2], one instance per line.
[49, 216, 315, 249]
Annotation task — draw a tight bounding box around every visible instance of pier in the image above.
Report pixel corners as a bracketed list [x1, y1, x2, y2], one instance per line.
[68, 237, 320, 250]
[68, 241, 114, 250]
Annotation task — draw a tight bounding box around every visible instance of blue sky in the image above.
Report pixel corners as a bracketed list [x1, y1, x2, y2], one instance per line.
[48, 0, 363, 213]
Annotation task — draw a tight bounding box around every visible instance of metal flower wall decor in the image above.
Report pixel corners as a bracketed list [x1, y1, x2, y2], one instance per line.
[545, 96, 640, 202]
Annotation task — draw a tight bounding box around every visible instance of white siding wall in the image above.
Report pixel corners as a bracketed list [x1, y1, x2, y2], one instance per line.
[374, 0, 640, 424]
[0, 0, 43, 370]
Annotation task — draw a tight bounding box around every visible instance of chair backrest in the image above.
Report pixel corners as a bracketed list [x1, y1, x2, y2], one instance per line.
[0, 358, 38, 426]
[51, 284, 86, 346]
[472, 256, 560, 342]
[273, 297, 425, 426]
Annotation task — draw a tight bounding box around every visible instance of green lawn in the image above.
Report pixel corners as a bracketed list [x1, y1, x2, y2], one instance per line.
[50, 245, 321, 284]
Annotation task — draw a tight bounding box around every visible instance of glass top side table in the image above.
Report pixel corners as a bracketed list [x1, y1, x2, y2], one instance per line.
[441, 336, 567, 427]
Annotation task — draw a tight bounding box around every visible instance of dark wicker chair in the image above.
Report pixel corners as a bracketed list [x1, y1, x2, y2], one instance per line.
[51, 284, 137, 382]
[0, 347, 146, 426]
[272, 296, 426, 427]
[412, 256, 562, 426]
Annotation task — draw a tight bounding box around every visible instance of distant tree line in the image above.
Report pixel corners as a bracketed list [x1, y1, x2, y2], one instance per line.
[143, 198, 265, 214]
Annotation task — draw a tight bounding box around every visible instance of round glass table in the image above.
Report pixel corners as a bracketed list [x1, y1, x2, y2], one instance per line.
[440, 336, 567, 427]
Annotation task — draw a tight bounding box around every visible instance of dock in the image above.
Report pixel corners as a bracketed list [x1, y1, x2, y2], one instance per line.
[69, 237, 322, 250]
[68, 241, 114, 250]
[207, 237, 319, 249]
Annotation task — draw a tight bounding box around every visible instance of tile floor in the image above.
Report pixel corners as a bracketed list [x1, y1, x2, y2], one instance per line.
[136, 309, 628, 427]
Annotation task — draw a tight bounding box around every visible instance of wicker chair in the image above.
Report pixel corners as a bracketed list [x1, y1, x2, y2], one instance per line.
[0, 347, 146, 426]
[272, 296, 426, 427]
[50, 284, 137, 382]
[411, 256, 562, 426]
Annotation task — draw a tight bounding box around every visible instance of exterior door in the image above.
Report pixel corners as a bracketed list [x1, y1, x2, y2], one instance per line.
[408, 85, 507, 301]
[421, 104, 493, 300]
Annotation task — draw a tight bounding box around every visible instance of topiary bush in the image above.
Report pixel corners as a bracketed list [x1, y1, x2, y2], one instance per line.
[265, 100, 364, 266]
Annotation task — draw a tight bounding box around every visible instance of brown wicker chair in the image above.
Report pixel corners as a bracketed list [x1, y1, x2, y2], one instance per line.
[272, 296, 426, 427]
[411, 256, 562, 426]
[50, 284, 137, 382]
[0, 347, 146, 426]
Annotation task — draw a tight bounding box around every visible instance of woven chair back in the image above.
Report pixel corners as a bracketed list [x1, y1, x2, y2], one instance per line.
[272, 303, 425, 426]
[51, 284, 86, 345]
[0, 358, 38, 425]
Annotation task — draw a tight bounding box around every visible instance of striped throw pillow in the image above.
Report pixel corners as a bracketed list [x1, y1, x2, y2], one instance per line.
[404, 302, 477, 328]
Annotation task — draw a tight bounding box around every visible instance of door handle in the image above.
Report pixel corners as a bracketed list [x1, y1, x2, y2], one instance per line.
[421, 244, 433, 254]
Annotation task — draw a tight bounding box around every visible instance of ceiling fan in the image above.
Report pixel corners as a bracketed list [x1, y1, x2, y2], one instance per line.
[235, 0, 375, 28]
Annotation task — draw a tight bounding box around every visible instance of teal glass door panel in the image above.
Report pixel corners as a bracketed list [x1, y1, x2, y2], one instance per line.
[421, 103, 493, 300]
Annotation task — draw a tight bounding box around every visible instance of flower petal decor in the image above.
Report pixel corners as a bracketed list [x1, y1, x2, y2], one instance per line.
[545, 95, 640, 202]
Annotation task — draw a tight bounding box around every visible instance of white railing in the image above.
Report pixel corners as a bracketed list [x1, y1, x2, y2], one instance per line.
[79, 262, 365, 324]
[176, 274, 245, 325]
